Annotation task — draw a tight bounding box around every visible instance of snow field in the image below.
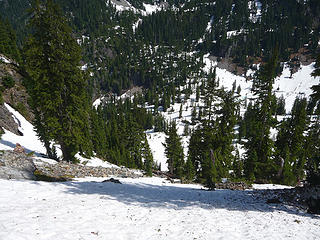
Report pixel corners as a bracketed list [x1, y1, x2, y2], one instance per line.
[0, 177, 319, 240]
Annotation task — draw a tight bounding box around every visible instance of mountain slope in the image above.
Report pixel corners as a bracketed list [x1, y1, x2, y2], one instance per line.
[1, 177, 319, 240]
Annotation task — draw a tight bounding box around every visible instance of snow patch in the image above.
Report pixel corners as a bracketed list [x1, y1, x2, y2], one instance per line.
[0, 55, 11, 64]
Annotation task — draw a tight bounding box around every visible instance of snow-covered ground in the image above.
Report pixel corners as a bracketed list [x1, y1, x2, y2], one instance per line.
[0, 177, 319, 240]
[0, 103, 46, 155]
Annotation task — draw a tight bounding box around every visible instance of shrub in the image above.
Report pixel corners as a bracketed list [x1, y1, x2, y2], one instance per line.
[2, 75, 15, 89]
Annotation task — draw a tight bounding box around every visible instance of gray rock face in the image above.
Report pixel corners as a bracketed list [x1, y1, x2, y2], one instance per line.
[0, 105, 21, 136]
[0, 151, 36, 180]
[34, 161, 142, 179]
[0, 150, 142, 181]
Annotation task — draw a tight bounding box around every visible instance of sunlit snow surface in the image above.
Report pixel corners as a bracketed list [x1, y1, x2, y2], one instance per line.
[0, 177, 319, 240]
[0, 103, 46, 154]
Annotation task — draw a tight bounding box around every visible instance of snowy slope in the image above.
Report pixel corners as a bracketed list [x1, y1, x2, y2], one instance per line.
[0, 177, 319, 240]
[0, 104, 117, 168]
[203, 54, 319, 112]
[146, 55, 319, 169]
[0, 103, 46, 155]
[110, 0, 162, 16]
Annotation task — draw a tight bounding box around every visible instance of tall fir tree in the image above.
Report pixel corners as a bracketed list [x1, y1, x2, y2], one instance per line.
[163, 121, 184, 178]
[310, 54, 320, 106]
[275, 97, 308, 185]
[188, 88, 239, 188]
[244, 49, 279, 182]
[23, 0, 92, 162]
[0, 17, 20, 62]
[306, 111, 320, 185]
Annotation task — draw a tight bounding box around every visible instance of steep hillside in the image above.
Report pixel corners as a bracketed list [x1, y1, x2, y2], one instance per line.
[0, 0, 319, 186]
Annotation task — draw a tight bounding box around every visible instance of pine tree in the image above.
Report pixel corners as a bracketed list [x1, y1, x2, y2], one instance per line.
[143, 135, 153, 177]
[275, 97, 308, 185]
[184, 157, 195, 182]
[232, 148, 243, 179]
[244, 49, 279, 182]
[163, 121, 184, 178]
[311, 54, 320, 103]
[189, 88, 239, 188]
[0, 17, 20, 62]
[179, 103, 183, 118]
[306, 94, 320, 185]
[23, 0, 92, 162]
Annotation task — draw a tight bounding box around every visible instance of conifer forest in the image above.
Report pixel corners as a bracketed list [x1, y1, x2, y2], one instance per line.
[0, 0, 319, 188]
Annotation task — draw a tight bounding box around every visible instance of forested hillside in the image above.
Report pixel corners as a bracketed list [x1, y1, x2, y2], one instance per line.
[0, 0, 319, 187]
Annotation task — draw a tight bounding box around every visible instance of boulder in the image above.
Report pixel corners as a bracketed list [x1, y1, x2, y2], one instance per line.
[0, 151, 36, 180]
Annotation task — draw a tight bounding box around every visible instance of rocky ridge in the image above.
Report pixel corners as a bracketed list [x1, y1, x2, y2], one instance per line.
[34, 160, 142, 180]
[0, 150, 142, 181]
[0, 150, 36, 180]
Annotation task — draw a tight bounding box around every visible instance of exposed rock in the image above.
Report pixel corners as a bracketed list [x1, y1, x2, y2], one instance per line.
[13, 143, 25, 153]
[0, 60, 34, 134]
[0, 150, 142, 181]
[0, 104, 21, 135]
[102, 178, 122, 184]
[215, 182, 252, 190]
[307, 197, 320, 214]
[33, 160, 142, 180]
[266, 198, 282, 204]
[0, 151, 36, 180]
[254, 185, 320, 214]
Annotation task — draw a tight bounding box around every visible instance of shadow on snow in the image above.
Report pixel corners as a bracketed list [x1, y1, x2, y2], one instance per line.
[37, 179, 320, 219]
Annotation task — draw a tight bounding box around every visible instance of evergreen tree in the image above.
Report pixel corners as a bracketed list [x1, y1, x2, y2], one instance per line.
[142, 135, 153, 177]
[244, 50, 279, 182]
[0, 17, 20, 62]
[276, 95, 286, 115]
[23, 0, 92, 162]
[163, 121, 184, 178]
[184, 157, 195, 182]
[179, 103, 183, 118]
[232, 148, 243, 179]
[275, 97, 308, 185]
[306, 112, 320, 185]
[311, 54, 320, 104]
[189, 88, 239, 188]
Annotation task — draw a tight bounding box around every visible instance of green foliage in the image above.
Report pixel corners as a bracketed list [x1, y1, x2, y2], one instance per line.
[0, 17, 20, 62]
[14, 102, 31, 121]
[232, 149, 243, 180]
[188, 87, 239, 187]
[276, 95, 286, 115]
[164, 121, 184, 178]
[23, 0, 92, 162]
[244, 50, 279, 182]
[90, 98, 154, 172]
[2, 75, 15, 89]
[275, 97, 308, 185]
[306, 112, 320, 186]
[311, 54, 320, 105]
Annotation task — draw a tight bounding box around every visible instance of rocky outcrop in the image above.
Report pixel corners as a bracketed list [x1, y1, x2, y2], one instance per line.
[0, 150, 142, 181]
[0, 104, 21, 135]
[0, 59, 33, 134]
[215, 182, 252, 190]
[0, 151, 36, 180]
[254, 185, 320, 214]
[34, 161, 142, 180]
